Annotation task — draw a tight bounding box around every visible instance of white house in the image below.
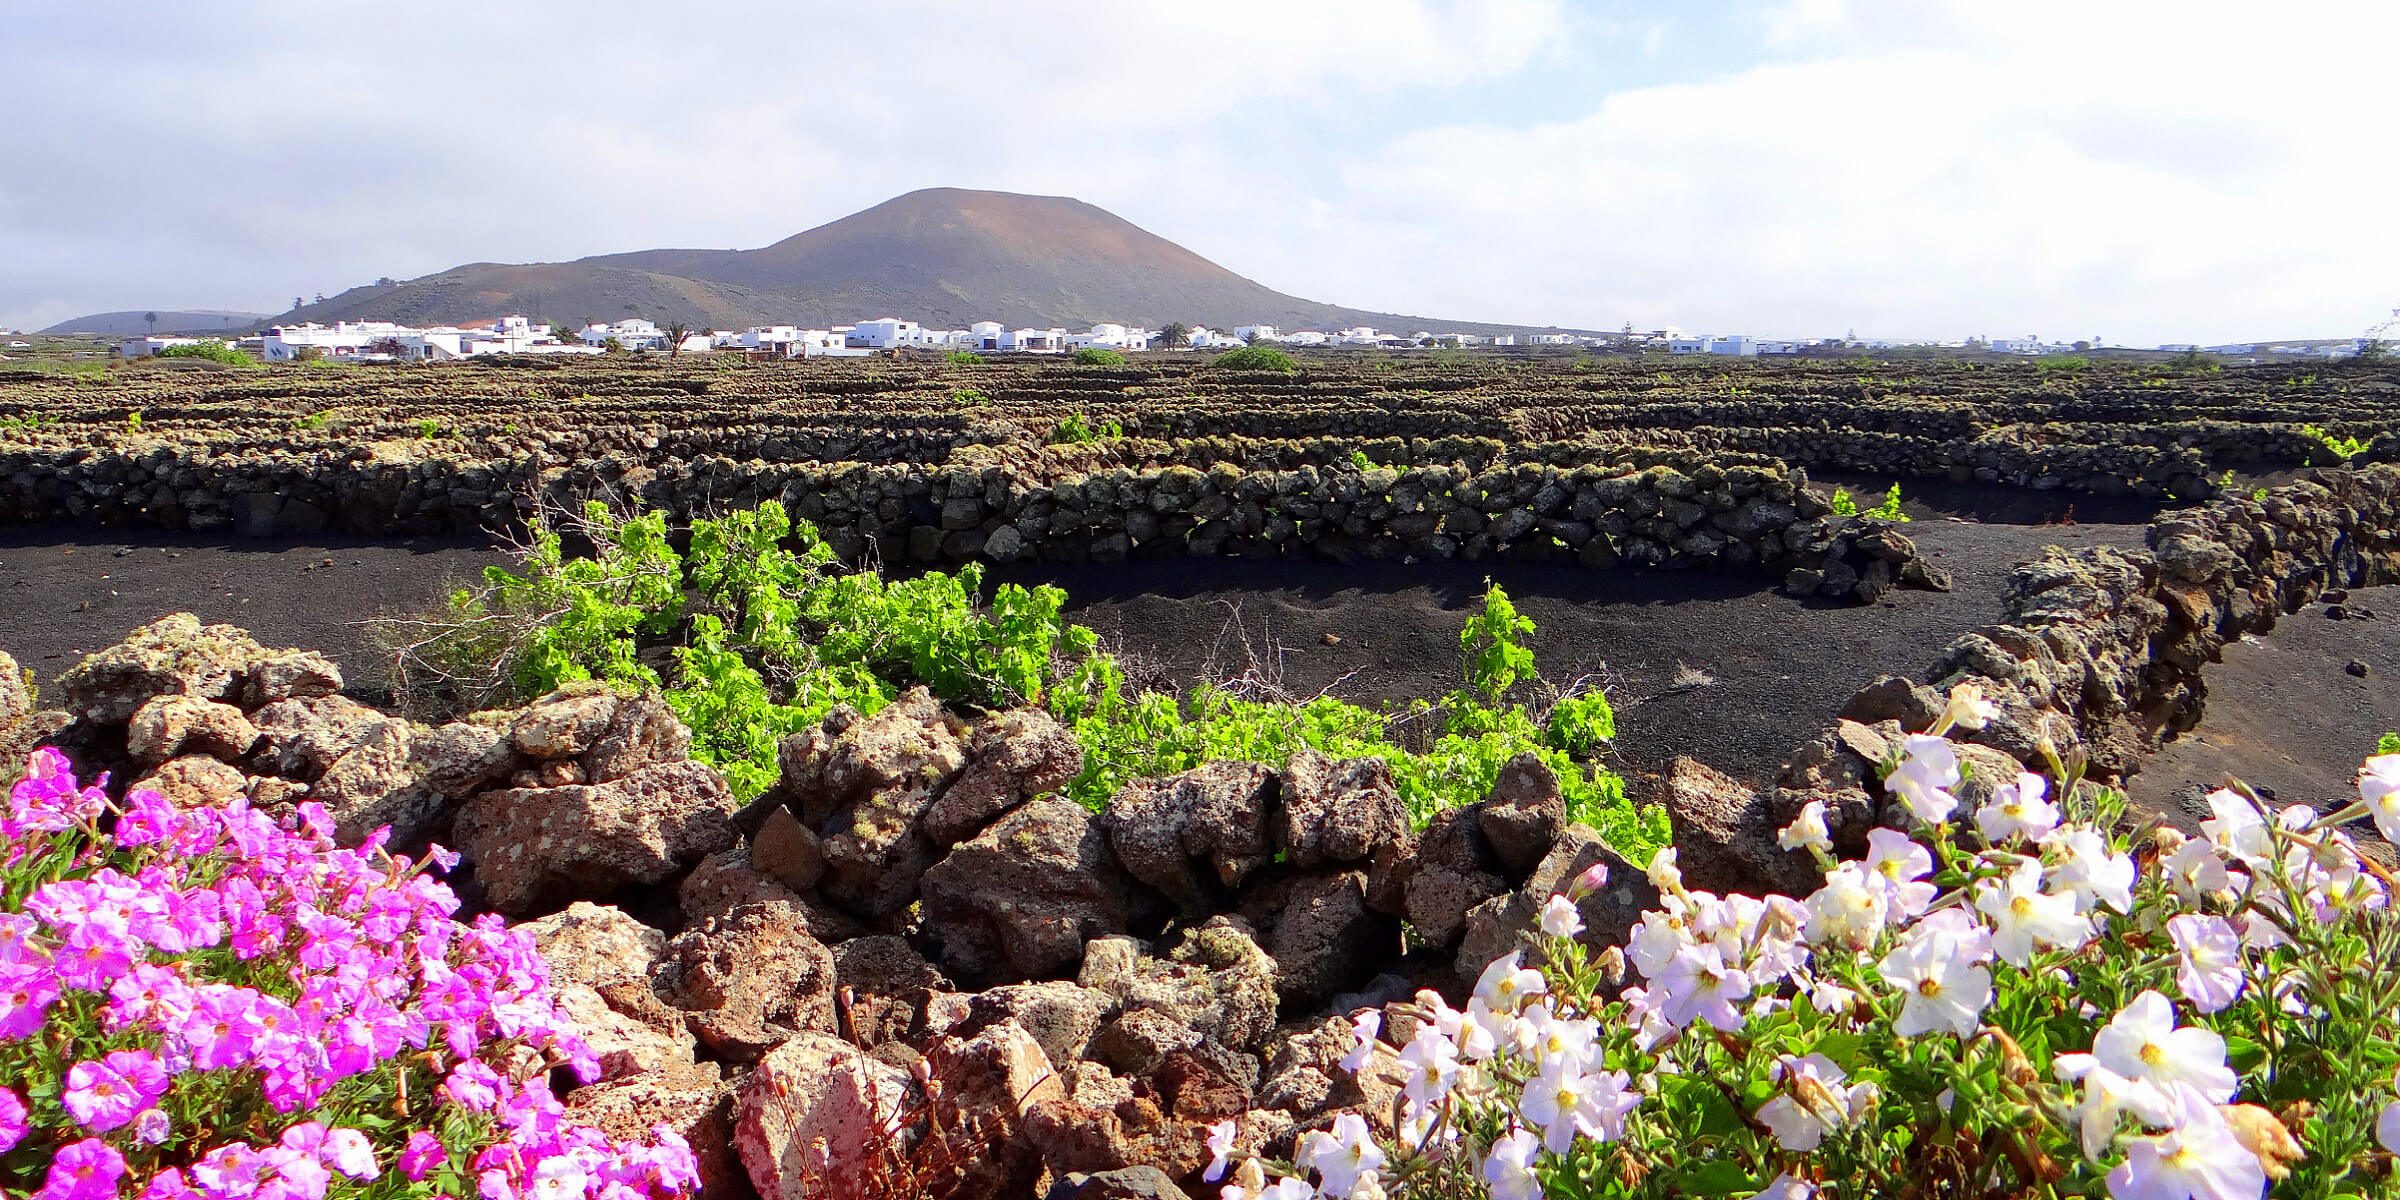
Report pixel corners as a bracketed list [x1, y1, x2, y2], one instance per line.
[1705, 336, 1758, 357]
[1234, 325, 1281, 343]
[1489, 334, 1516, 347]
[118, 335, 211, 358]
[847, 318, 923, 349]
[998, 328, 1065, 353]
[264, 321, 420, 361]
[1065, 323, 1151, 352]
[580, 319, 665, 351]
[1283, 330, 1330, 346]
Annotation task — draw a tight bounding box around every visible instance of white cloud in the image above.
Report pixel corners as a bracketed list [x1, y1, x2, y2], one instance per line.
[1, 0, 2391, 344]
[1288, 0, 2398, 343]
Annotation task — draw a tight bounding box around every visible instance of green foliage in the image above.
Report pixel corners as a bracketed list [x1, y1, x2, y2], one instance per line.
[1348, 449, 1373, 471]
[415, 417, 449, 439]
[0, 411, 59, 431]
[1051, 412, 1123, 444]
[944, 350, 986, 365]
[1865, 481, 1910, 521]
[949, 387, 990, 408]
[1211, 345, 1298, 372]
[2379, 731, 2400, 755]
[1828, 486, 1859, 517]
[1070, 347, 1127, 366]
[124, 409, 143, 432]
[2301, 423, 2370, 460]
[1459, 581, 1536, 706]
[1154, 321, 1191, 350]
[293, 409, 331, 431]
[404, 502, 1667, 862]
[2035, 353, 2091, 373]
[155, 339, 257, 366]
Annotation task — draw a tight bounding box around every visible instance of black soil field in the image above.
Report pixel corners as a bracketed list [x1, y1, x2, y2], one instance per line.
[2130, 583, 2400, 847]
[1, 524, 509, 698]
[996, 521, 2147, 793]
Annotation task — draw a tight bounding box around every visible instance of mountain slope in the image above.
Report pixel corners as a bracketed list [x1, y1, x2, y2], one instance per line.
[278, 188, 1544, 335]
[40, 310, 272, 337]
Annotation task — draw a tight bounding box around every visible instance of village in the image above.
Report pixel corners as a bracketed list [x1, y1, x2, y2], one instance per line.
[110, 311, 2162, 364]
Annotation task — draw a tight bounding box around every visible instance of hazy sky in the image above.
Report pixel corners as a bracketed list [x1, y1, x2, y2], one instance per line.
[3, 0, 2393, 344]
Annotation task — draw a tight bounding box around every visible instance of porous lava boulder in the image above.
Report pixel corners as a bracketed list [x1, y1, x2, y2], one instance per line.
[1456, 826, 1656, 984]
[1374, 806, 1510, 949]
[453, 760, 739, 915]
[0, 650, 33, 759]
[51, 612, 272, 723]
[657, 899, 840, 1060]
[564, 1062, 742, 1200]
[129, 755, 251, 811]
[1078, 919, 1280, 1071]
[125, 695, 258, 765]
[919, 708, 1085, 846]
[1661, 756, 1818, 897]
[920, 796, 1144, 983]
[1477, 752, 1567, 876]
[1274, 750, 1408, 868]
[735, 1032, 918, 1200]
[521, 902, 693, 1081]
[811, 689, 972, 918]
[1246, 869, 1396, 1008]
[1104, 761, 1278, 915]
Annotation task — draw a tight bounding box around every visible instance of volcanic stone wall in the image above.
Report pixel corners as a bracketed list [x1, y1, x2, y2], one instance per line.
[0, 446, 1948, 600]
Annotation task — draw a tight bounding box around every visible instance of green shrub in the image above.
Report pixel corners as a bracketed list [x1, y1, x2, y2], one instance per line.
[2301, 423, 2370, 460]
[2035, 353, 2091, 373]
[380, 501, 1666, 859]
[155, 339, 256, 366]
[1051, 412, 1122, 444]
[1211, 345, 1298, 372]
[944, 349, 986, 365]
[2380, 731, 2400, 755]
[1070, 347, 1127, 366]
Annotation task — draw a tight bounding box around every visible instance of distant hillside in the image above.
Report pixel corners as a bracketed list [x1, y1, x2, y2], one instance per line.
[276, 188, 1556, 335]
[40, 310, 271, 337]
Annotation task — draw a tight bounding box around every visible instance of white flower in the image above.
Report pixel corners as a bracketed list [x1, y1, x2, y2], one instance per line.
[1972, 859, 2092, 966]
[2379, 1068, 2400, 1154]
[1974, 771, 2061, 844]
[2105, 1085, 2267, 1200]
[1519, 1060, 1636, 1152]
[1304, 1113, 1386, 1199]
[1750, 1174, 1817, 1200]
[2053, 1055, 2178, 1160]
[1888, 733, 1963, 824]
[1340, 1009, 1381, 1074]
[1878, 927, 1993, 1038]
[1944, 682, 2002, 731]
[1803, 863, 1891, 949]
[1656, 942, 1753, 1031]
[2162, 838, 2232, 903]
[1258, 1178, 1315, 1200]
[1777, 801, 1833, 854]
[1397, 1023, 1461, 1110]
[1204, 1118, 1238, 1182]
[1474, 951, 1548, 1014]
[1756, 1054, 1869, 1151]
[2166, 914, 2245, 1014]
[1482, 1127, 1543, 1200]
[2048, 827, 2137, 914]
[2359, 753, 2400, 843]
[1515, 1002, 1598, 1075]
[2091, 990, 2237, 1104]
[1863, 827, 1939, 919]
[1627, 907, 1694, 978]
[2200, 788, 2271, 867]
[1804, 977, 1859, 1015]
[1646, 846, 1684, 893]
[1538, 893, 1585, 939]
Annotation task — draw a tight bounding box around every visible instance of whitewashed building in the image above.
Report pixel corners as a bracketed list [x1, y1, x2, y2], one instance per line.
[264, 321, 419, 361]
[1065, 323, 1152, 352]
[1234, 325, 1281, 343]
[118, 335, 212, 358]
[579, 319, 665, 351]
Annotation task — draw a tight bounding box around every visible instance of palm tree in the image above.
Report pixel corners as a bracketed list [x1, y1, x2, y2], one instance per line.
[664, 321, 692, 357]
[144, 312, 157, 338]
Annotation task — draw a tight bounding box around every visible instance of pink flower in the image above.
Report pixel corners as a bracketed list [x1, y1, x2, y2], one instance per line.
[0, 1086, 28, 1152]
[63, 1058, 145, 1132]
[0, 961, 60, 1039]
[137, 1169, 199, 1200]
[400, 1131, 453, 1181]
[38, 1138, 128, 1200]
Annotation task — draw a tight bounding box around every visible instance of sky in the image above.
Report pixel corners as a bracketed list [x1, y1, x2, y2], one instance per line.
[3, 0, 2394, 345]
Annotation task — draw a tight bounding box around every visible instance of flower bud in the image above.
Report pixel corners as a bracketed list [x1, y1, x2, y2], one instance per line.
[1568, 860, 1610, 900]
[2151, 825, 2187, 855]
[1645, 846, 1683, 894]
[1944, 682, 1999, 732]
[2220, 1104, 2304, 1180]
[1595, 945, 1627, 986]
[1235, 1157, 1267, 1192]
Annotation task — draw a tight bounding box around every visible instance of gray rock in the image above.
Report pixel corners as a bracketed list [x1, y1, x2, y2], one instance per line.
[125, 695, 258, 766]
[1275, 749, 1407, 868]
[1478, 753, 1566, 878]
[920, 797, 1141, 983]
[1104, 760, 1277, 915]
[919, 708, 1084, 846]
[53, 613, 266, 723]
[659, 900, 840, 1060]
